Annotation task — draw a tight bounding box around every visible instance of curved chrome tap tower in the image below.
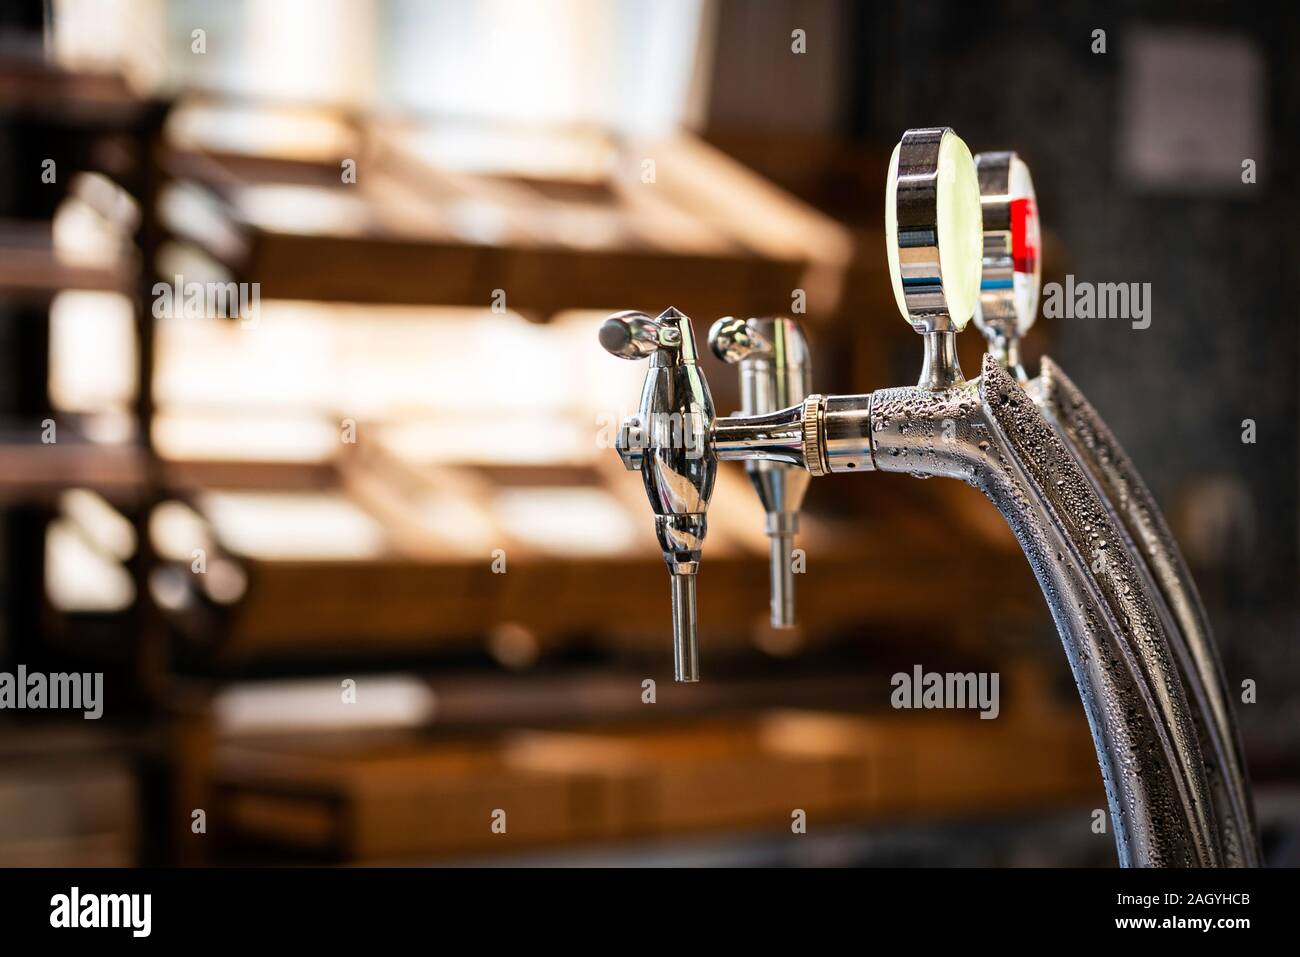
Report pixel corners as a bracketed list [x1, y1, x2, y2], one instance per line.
[599, 127, 1259, 867]
[970, 150, 1259, 866]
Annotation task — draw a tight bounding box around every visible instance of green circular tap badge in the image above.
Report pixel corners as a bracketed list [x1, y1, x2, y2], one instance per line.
[885, 128, 983, 330]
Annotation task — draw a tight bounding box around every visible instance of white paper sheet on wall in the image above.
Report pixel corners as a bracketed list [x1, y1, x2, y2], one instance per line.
[1118, 28, 1264, 193]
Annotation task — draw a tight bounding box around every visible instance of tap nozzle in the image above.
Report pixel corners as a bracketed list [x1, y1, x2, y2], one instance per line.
[600, 308, 715, 681]
[766, 511, 798, 628]
[708, 316, 811, 629]
[972, 150, 1040, 382]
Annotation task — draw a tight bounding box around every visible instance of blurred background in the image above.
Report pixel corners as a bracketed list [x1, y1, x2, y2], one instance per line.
[0, 0, 1296, 866]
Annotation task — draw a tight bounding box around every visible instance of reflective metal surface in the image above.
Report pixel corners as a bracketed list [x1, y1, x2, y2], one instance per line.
[973, 151, 1260, 865]
[869, 356, 1221, 866]
[708, 317, 811, 627]
[713, 404, 807, 466]
[1032, 358, 1260, 866]
[599, 307, 714, 682]
[887, 127, 980, 335]
[917, 329, 965, 390]
[888, 127, 980, 388]
[972, 150, 1040, 382]
[597, 127, 1256, 866]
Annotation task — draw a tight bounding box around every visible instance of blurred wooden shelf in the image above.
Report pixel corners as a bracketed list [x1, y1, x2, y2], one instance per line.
[0, 221, 134, 303]
[160, 98, 854, 318]
[0, 55, 157, 129]
[145, 447, 1041, 665]
[196, 550, 1037, 662]
[161, 457, 339, 492]
[211, 704, 1099, 862]
[0, 435, 147, 503]
[0, 427, 338, 504]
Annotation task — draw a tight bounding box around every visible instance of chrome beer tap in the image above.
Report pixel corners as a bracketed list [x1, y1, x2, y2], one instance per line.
[599, 127, 1253, 867]
[971, 150, 1260, 865]
[707, 317, 811, 628]
[599, 307, 715, 682]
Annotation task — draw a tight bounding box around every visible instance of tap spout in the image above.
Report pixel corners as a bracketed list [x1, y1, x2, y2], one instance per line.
[713, 404, 808, 466]
[708, 316, 816, 628]
[669, 570, 700, 682]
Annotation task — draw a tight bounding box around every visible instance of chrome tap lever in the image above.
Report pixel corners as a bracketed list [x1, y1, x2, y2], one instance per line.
[972, 150, 1041, 381]
[599, 308, 715, 681]
[708, 316, 811, 628]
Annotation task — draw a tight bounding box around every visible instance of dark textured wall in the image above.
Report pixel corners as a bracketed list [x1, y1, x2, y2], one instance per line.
[847, 0, 1298, 611]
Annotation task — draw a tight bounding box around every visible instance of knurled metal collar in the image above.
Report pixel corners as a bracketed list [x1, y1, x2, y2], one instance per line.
[801, 394, 828, 476]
